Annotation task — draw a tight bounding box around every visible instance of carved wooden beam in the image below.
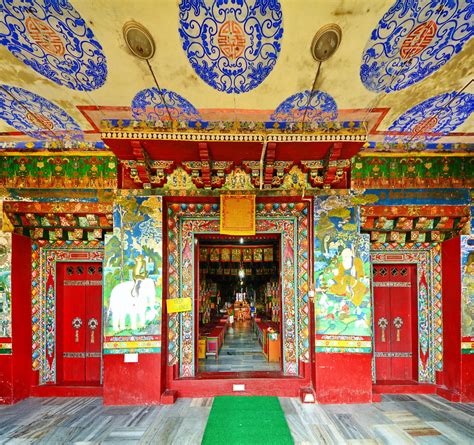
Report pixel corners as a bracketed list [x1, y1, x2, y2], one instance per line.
[130, 140, 152, 188]
[198, 142, 212, 188]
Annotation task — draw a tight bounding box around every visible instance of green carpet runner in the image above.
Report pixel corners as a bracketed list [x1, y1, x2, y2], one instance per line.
[201, 396, 294, 445]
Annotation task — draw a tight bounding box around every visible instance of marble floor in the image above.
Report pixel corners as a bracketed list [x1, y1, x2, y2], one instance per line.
[198, 320, 281, 373]
[0, 394, 472, 444]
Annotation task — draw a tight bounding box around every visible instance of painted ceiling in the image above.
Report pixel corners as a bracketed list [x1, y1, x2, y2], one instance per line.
[0, 0, 472, 150]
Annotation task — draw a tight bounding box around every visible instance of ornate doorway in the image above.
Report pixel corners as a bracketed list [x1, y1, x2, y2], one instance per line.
[373, 264, 418, 382]
[56, 262, 103, 384]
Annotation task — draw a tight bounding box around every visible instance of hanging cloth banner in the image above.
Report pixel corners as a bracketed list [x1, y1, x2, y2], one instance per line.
[220, 194, 256, 235]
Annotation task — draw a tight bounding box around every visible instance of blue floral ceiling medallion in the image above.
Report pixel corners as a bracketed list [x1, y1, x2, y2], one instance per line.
[386, 91, 474, 143]
[178, 0, 283, 94]
[132, 87, 201, 121]
[0, 84, 83, 140]
[0, 0, 107, 91]
[271, 90, 338, 124]
[360, 0, 473, 93]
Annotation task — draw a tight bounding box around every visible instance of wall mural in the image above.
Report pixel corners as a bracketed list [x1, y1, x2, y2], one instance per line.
[386, 92, 474, 143]
[132, 87, 201, 122]
[371, 243, 442, 383]
[361, 0, 472, 92]
[0, 232, 11, 355]
[314, 194, 372, 353]
[270, 90, 338, 124]
[32, 240, 103, 384]
[0, 0, 107, 90]
[103, 195, 162, 354]
[167, 201, 309, 377]
[178, 0, 283, 94]
[461, 235, 474, 354]
[0, 85, 83, 141]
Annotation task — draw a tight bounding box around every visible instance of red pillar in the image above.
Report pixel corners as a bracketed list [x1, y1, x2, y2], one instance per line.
[440, 236, 474, 402]
[0, 233, 32, 404]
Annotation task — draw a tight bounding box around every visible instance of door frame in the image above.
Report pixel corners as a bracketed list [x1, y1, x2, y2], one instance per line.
[194, 234, 284, 376]
[372, 263, 418, 382]
[56, 260, 104, 385]
[371, 247, 440, 384]
[165, 198, 311, 380]
[31, 240, 104, 385]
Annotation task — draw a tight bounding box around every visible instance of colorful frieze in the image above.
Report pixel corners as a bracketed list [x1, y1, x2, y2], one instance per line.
[0, 232, 11, 354]
[352, 156, 474, 189]
[32, 240, 103, 384]
[167, 201, 309, 377]
[103, 196, 163, 354]
[371, 243, 443, 383]
[314, 194, 372, 352]
[461, 236, 474, 354]
[362, 189, 471, 206]
[0, 154, 117, 189]
[102, 118, 365, 136]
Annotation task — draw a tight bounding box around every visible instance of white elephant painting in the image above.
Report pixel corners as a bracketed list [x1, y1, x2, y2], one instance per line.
[108, 278, 157, 332]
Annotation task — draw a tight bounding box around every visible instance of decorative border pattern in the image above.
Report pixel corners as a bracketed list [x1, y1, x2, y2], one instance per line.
[371, 243, 442, 383]
[0, 0, 107, 90]
[132, 88, 201, 122]
[271, 90, 338, 124]
[386, 92, 474, 143]
[178, 0, 283, 93]
[0, 85, 83, 141]
[167, 201, 309, 377]
[32, 240, 103, 384]
[361, 1, 472, 92]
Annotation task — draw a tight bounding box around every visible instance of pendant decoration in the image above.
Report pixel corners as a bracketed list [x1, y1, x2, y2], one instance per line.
[377, 317, 388, 342]
[393, 316, 403, 342]
[88, 318, 99, 344]
[72, 317, 82, 343]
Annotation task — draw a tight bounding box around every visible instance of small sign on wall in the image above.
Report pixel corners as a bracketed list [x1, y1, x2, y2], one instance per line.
[167, 297, 192, 313]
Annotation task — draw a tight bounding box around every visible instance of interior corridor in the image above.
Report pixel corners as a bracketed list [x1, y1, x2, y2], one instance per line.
[199, 321, 281, 373]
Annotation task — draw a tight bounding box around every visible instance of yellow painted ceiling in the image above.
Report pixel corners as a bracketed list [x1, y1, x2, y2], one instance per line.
[0, 0, 472, 144]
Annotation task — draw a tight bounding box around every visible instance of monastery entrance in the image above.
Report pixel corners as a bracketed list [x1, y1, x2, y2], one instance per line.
[373, 264, 418, 382]
[196, 236, 282, 375]
[56, 262, 103, 385]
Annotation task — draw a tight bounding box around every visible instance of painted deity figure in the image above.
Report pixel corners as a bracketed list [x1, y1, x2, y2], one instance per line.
[329, 247, 367, 307]
[132, 254, 147, 298]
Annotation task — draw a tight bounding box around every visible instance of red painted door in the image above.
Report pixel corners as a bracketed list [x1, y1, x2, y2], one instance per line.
[374, 264, 416, 382]
[57, 262, 103, 384]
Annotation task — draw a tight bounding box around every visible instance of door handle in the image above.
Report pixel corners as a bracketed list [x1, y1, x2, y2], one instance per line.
[377, 317, 388, 342]
[72, 317, 83, 343]
[393, 316, 403, 341]
[88, 318, 99, 343]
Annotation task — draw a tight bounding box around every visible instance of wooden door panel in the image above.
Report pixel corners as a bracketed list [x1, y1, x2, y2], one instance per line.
[85, 264, 103, 383]
[61, 264, 87, 383]
[58, 262, 103, 385]
[389, 265, 413, 381]
[373, 265, 391, 381]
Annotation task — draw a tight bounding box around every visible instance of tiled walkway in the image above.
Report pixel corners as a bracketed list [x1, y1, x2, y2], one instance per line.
[198, 320, 281, 373]
[0, 395, 472, 444]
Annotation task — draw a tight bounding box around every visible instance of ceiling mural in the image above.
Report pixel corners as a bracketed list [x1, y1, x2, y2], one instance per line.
[131, 87, 201, 121]
[386, 91, 474, 142]
[0, 84, 83, 140]
[0, 0, 107, 91]
[178, 0, 283, 93]
[0, 0, 471, 148]
[270, 90, 338, 123]
[360, 0, 472, 93]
